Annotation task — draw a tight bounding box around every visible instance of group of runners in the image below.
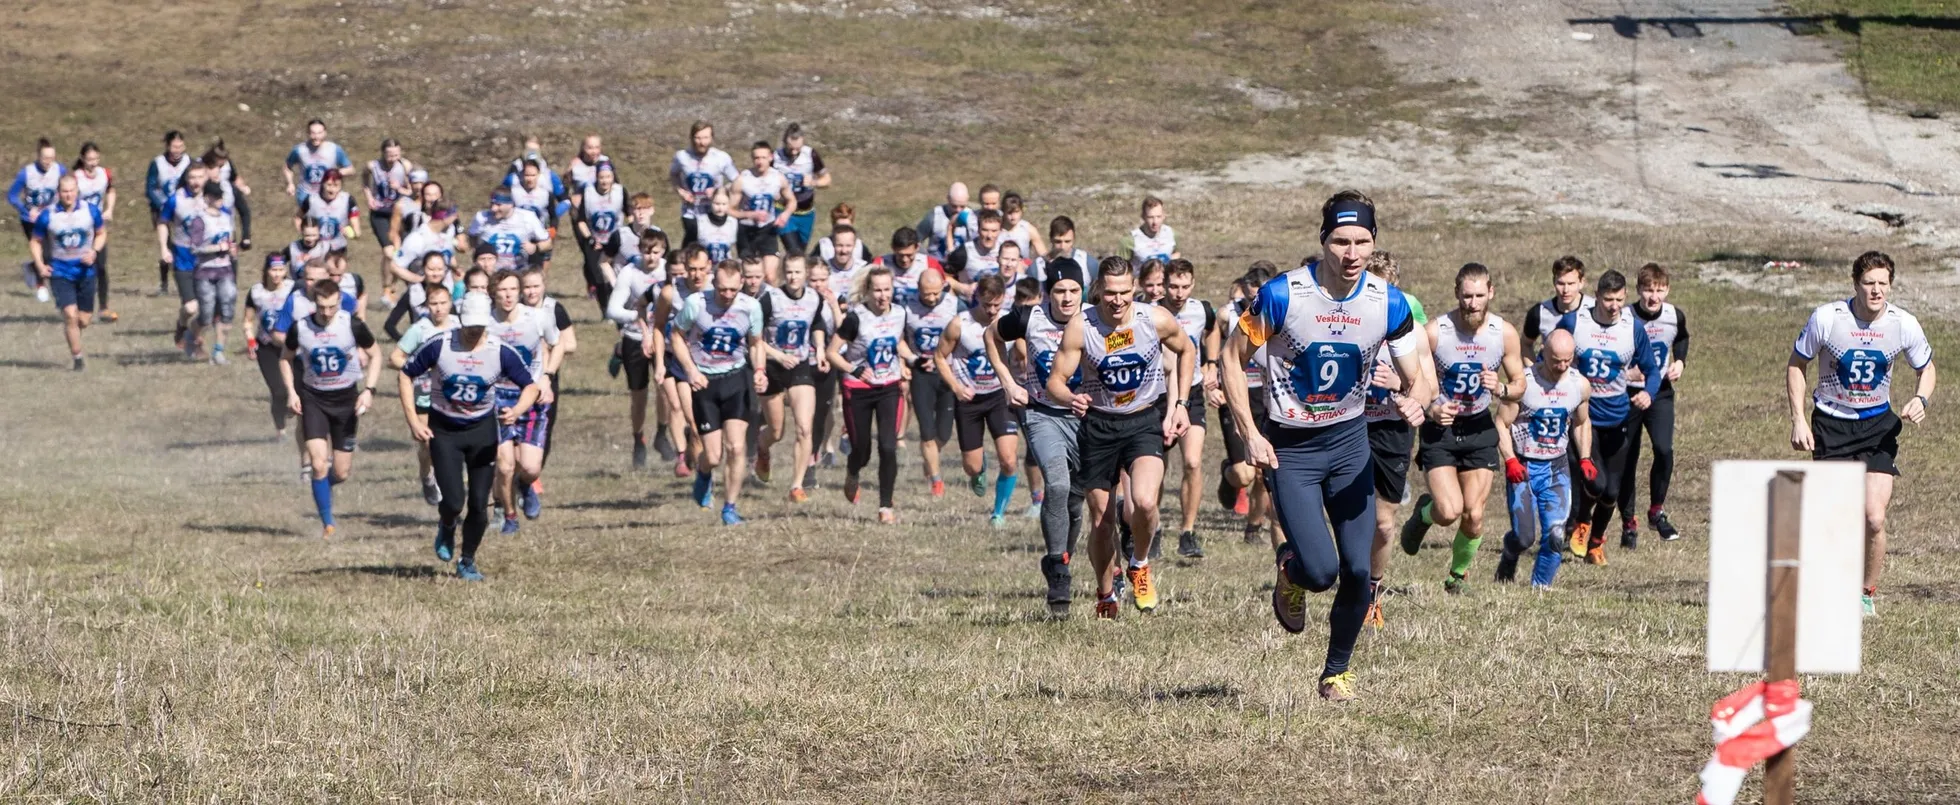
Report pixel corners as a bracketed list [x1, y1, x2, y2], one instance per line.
[13, 123, 1932, 699]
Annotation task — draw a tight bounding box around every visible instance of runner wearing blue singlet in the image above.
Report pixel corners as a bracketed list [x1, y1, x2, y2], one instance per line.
[363, 139, 414, 306]
[773, 123, 831, 255]
[572, 159, 626, 310]
[70, 142, 118, 321]
[27, 175, 104, 369]
[11, 138, 65, 303]
[283, 119, 352, 205]
[670, 121, 739, 249]
[1222, 190, 1430, 702]
[146, 131, 193, 295]
[734, 141, 794, 271]
[673, 259, 769, 525]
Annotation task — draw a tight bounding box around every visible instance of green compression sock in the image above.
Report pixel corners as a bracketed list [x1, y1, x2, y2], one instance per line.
[1418, 499, 1434, 526]
[1449, 531, 1482, 578]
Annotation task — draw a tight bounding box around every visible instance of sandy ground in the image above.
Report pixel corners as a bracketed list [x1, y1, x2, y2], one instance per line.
[1164, 0, 1960, 276]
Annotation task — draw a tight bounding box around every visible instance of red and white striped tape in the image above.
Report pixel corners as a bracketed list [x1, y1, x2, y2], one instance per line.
[1696, 679, 1812, 805]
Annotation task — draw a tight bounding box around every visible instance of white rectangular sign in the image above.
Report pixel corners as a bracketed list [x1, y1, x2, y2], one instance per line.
[1707, 460, 1865, 674]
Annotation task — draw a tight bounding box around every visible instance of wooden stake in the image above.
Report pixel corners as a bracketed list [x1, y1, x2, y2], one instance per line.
[1765, 470, 1803, 805]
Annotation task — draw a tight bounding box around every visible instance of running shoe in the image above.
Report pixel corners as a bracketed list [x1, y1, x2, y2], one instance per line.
[654, 429, 677, 462]
[632, 438, 648, 470]
[1318, 671, 1357, 702]
[1024, 502, 1042, 519]
[520, 484, 542, 520]
[1567, 522, 1590, 558]
[532, 478, 544, 496]
[789, 488, 809, 504]
[35, 285, 50, 303]
[1094, 593, 1119, 620]
[1177, 530, 1204, 559]
[1495, 532, 1523, 583]
[877, 507, 898, 525]
[820, 449, 837, 469]
[692, 473, 714, 508]
[754, 448, 771, 483]
[1862, 593, 1876, 618]
[1041, 554, 1071, 618]
[1585, 545, 1607, 565]
[321, 524, 335, 541]
[837, 436, 851, 459]
[434, 523, 455, 562]
[210, 349, 229, 366]
[1364, 597, 1385, 629]
[501, 516, 520, 535]
[1234, 487, 1249, 517]
[1621, 519, 1639, 551]
[930, 477, 945, 498]
[1444, 574, 1468, 595]
[990, 514, 1008, 529]
[722, 503, 745, 526]
[71, 356, 84, 372]
[970, 473, 986, 498]
[1127, 564, 1158, 612]
[1399, 493, 1432, 555]
[98, 309, 118, 323]
[1651, 510, 1681, 541]
[1272, 547, 1307, 634]
[674, 456, 691, 478]
[607, 353, 623, 379]
[20, 262, 37, 292]
[456, 559, 485, 582]
[843, 473, 861, 505]
[422, 475, 441, 507]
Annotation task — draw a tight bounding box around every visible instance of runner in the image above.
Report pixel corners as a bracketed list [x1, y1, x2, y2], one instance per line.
[1358, 250, 1432, 626]
[1617, 262, 1690, 544]
[670, 121, 739, 248]
[388, 205, 459, 287]
[672, 259, 768, 525]
[1214, 262, 1279, 545]
[279, 277, 382, 540]
[773, 123, 831, 255]
[282, 119, 352, 204]
[734, 141, 793, 272]
[182, 178, 242, 363]
[740, 257, 767, 299]
[999, 192, 1047, 260]
[324, 249, 368, 321]
[1005, 276, 1048, 520]
[810, 203, 875, 266]
[71, 142, 117, 323]
[816, 222, 870, 299]
[649, 245, 715, 478]
[506, 159, 565, 276]
[1520, 255, 1592, 359]
[390, 281, 458, 507]
[484, 269, 562, 534]
[606, 229, 670, 469]
[828, 265, 913, 524]
[1031, 216, 1092, 285]
[363, 139, 413, 306]
[399, 291, 543, 581]
[245, 254, 296, 432]
[564, 134, 608, 193]
[694, 187, 740, 264]
[296, 169, 358, 255]
[286, 221, 331, 278]
[934, 273, 1021, 527]
[158, 163, 213, 351]
[1397, 262, 1527, 594]
[203, 140, 253, 253]
[1787, 251, 1935, 617]
[805, 257, 846, 482]
[988, 258, 1088, 616]
[146, 131, 193, 295]
[1046, 257, 1195, 618]
[572, 159, 625, 309]
[904, 269, 962, 497]
[877, 227, 942, 307]
[944, 209, 1002, 299]
[1557, 268, 1663, 565]
[521, 267, 575, 489]
[1221, 191, 1430, 701]
[924, 182, 972, 260]
[389, 172, 437, 252]
[1161, 258, 1220, 558]
[756, 255, 829, 501]
[1494, 329, 1594, 588]
[27, 175, 104, 370]
[385, 251, 462, 341]
[616, 191, 663, 266]
[466, 189, 551, 273]
[1128, 196, 1179, 266]
[10, 138, 64, 303]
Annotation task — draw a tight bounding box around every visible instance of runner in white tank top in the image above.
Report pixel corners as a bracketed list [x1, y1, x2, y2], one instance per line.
[1160, 260, 1219, 558]
[278, 279, 383, 541]
[1494, 328, 1592, 589]
[648, 245, 717, 478]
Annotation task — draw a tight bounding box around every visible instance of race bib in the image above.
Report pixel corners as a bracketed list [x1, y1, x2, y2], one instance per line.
[1292, 341, 1361, 404]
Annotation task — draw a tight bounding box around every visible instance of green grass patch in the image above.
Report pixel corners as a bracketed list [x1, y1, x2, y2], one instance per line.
[1792, 0, 1960, 111]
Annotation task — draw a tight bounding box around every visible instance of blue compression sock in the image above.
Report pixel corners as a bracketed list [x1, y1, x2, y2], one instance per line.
[992, 473, 1019, 518]
[310, 477, 335, 526]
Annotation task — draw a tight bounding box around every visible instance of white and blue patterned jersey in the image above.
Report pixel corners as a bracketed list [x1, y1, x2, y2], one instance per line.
[676, 291, 764, 376]
[1079, 304, 1168, 415]
[8, 162, 65, 222]
[734, 169, 786, 228]
[507, 173, 566, 227]
[1240, 265, 1420, 429]
[1794, 299, 1932, 420]
[927, 204, 972, 259]
[760, 285, 825, 364]
[996, 301, 1081, 410]
[32, 203, 103, 278]
[1129, 224, 1176, 266]
[1030, 248, 1094, 286]
[393, 223, 456, 273]
[468, 208, 550, 271]
[159, 189, 206, 249]
[73, 167, 111, 211]
[773, 145, 824, 211]
[145, 154, 192, 210]
[696, 214, 739, 263]
[1433, 311, 1508, 417]
[286, 141, 351, 201]
[948, 309, 1002, 395]
[670, 147, 738, 220]
[366, 159, 410, 214]
[1512, 365, 1588, 461]
[188, 206, 237, 270]
[250, 281, 294, 336]
[290, 310, 368, 392]
[403, 331, 536, 427]
[566, 155, 609, 193]
[581, 184, 624, 243]
[837, 304, 908, 387]
[484, 304, 560, 390]
[1557, 308, 1662, 427]
[301, 191, 356, 250]
[904, 293, 962, 358]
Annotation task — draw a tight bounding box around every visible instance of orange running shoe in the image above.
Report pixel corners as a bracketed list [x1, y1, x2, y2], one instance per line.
[321, 524, 335, 542]
[1126, 564, 1158, 612]
[789, 488, 809, 503]
[1567, 522, 1590, 558]
[1364, 598, 1384, 628]
[1586, 545, 1607, 566]
[1095, 594, 1119, 620]
[1233, 487, 1249, 516]
[844, 473, 861, 504]
[877, 507, 898, 525]
[930, 477, 945, 497]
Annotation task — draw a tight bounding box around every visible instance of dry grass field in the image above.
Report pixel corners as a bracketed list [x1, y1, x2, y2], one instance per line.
[2, 1, 1958, 802]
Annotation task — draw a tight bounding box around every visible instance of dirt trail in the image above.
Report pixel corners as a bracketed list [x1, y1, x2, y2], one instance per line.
[1172, 0, 1960, 264]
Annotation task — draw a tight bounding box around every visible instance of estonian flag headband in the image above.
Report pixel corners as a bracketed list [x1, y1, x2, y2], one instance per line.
[1319, 200, 1377, 243]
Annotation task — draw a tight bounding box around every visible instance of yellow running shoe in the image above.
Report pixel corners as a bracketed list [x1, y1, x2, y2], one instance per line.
[1127, 564, 1158, 612]
[1318, 671, 1357, 702]
[1273, 547, 1308, 634]
[1567, 522, 1590, 558]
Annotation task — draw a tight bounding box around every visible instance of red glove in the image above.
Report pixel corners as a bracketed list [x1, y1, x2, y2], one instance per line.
[1504, 457, 1527, 484]
[1580, 459, 1598, 482]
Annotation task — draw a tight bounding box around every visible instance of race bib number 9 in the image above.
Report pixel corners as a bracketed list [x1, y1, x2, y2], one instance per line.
[1292, 341, 1361, 404]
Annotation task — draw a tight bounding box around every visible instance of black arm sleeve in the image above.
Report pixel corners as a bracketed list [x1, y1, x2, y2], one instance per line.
[554, 302, 572, 330]
[833, 312, 860, 343]
[810, 149, 826, 174]
[946, 248, 968, 279]
[283, 329, 300, 354]
[995, 304, 1032, 341]
[384, 291, 414, 341]
[352, 274, 366, 296]
[1520, 305, 1543, 341]
[351, 319, 377, 349]
[1674, 307, 1690, 361]
[1384, 308, 1415, 342]
[757, 292, 775, 325]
